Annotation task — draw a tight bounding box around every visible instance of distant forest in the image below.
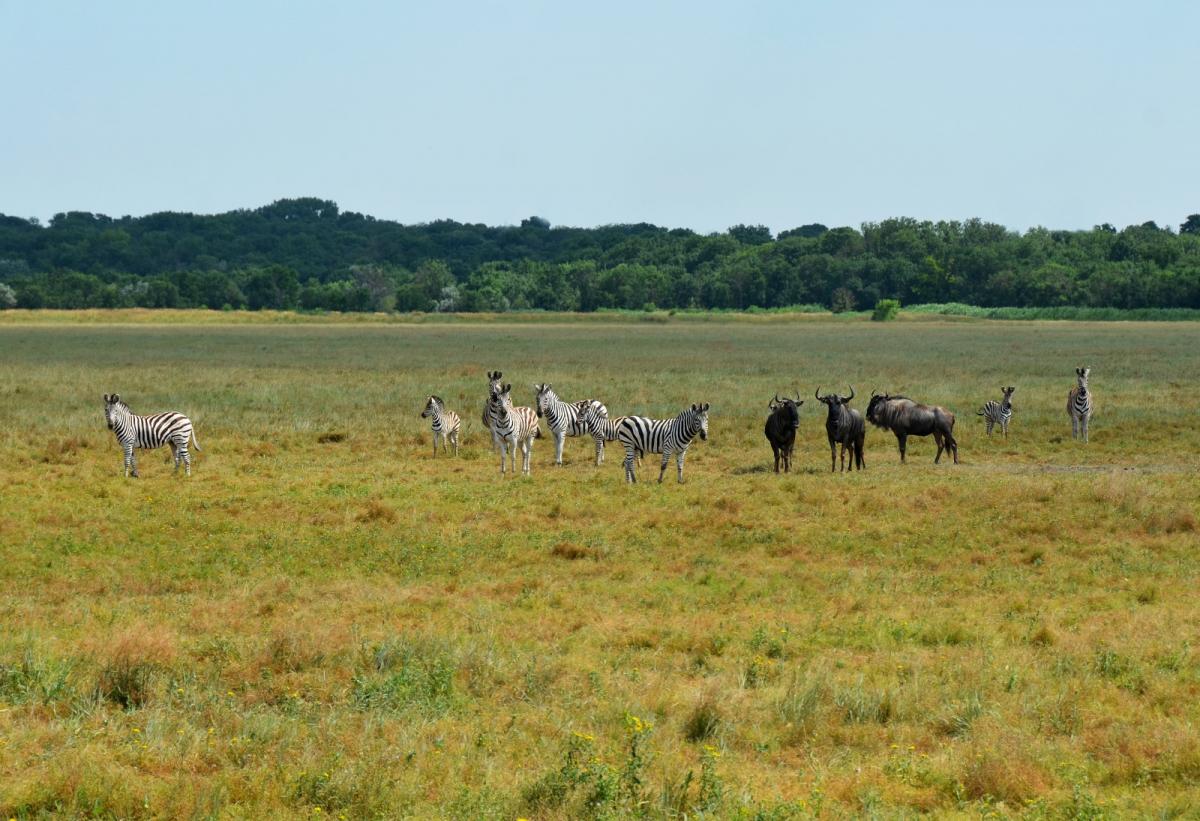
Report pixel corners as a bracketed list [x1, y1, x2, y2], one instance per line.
[1, 198, 1198, 312]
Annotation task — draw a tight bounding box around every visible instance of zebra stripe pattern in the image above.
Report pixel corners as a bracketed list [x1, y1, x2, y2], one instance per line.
[534, 383, 608, 465]
[578, 404, 642, 466]
[482, 370, 504, 452]
[421, 395, 460, 456]
[977, 386, 1015, 439]
[616, 402, 710, 484]
[491, 382, 540, 476]
[1067, 367, 1092, 442]
[103, 393, 201, 478]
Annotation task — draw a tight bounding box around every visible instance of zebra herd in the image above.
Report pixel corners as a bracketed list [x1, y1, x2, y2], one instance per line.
[100, 367, 1095, 479]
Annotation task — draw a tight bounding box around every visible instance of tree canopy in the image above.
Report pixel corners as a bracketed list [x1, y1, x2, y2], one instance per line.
[1, 198, 1197, 311]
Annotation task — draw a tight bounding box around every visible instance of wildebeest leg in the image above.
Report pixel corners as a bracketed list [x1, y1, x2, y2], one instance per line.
[896, 433, 907, 463]
[934, 432, 944, 464]
[856, 436, 866, 470]
[783, 446, 791, 473]
[830, 441, 836, 473]
[773, 445, 780, 473]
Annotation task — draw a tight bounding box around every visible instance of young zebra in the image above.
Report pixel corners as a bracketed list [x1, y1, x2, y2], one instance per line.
[534, 383, 608, 466]
[481, 370, 504, 453]
[616, 403, 710, 484]
[1067, 366, 1092, 442]
[490, 383, 541, 476]
[977, 386, 1016, 439]
[578, 403, 643, 466]
[420, 395, 460, 456]
[103, 393, 201, 478]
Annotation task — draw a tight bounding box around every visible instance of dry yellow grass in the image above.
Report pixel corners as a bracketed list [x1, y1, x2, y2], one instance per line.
[1, 312, 1199, 818]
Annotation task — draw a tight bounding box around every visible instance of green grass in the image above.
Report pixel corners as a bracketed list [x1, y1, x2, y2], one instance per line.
[1, 312, 1199, 818]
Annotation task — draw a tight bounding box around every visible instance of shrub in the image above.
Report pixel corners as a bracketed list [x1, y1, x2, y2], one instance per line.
[871, 299, 900, 321]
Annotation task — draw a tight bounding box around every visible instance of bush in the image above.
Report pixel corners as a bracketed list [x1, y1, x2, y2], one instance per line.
[871, 299, 900, 321]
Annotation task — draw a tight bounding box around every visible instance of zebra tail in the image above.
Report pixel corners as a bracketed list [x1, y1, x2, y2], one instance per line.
[191, 429, 203, 451]
[535, 423, 543, 439]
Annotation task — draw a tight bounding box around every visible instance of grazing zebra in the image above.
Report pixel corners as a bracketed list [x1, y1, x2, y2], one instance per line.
[420, 395, 460, 456]
[578, 403, 643, 466]
[616, 403, 710, 484]
[534, 383, 608, 465]
[103, 393, 201, 478]
[490, 382, 540, 476]
[977, 386, 1016, 439]
[1067, 367, 1092, 442]
[482, 370, 504, 452]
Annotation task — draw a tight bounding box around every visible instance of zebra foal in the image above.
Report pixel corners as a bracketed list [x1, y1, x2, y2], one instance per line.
[534, 383, 608, 465]
[616, 403, 709, 484]
[103, 394, 201, 478]
[977, 386, 1015, 439]
[421, 395, 460, 456]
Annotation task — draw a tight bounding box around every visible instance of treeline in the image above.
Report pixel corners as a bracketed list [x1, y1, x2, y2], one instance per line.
[1, 198, 1199, 312]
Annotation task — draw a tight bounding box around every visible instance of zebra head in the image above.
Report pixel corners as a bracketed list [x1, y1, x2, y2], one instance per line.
[103, 393, 125, 430]
[690, 402, 710, 441]
[486, 371, 503, 397]
[492, 383, 514, 418]
[421, 395, 442, 419]
[534, 383, 554, 417]
[1075, 367, 1089, 393]
[1002, 386, 1016, 406]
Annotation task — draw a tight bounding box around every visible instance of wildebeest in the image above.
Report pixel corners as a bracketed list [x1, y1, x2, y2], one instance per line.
[814, 386, 865, 472]
[764, 392, 803, 473]
[866, 391, 959, 464]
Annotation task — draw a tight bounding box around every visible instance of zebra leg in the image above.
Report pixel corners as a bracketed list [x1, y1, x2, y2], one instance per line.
[451, 431, 459, 456]
[524, 435, 533, 475]
[985, 418, 994, 436]
[1070, 415, 1078, 439]
[181, 446, 191, 477]
[624, 446, 637, 483]
[675, 451, 685, 483]
[594, 435, 604, 466]
[657, 451, 670, 483]
[1082, 415, 1089, 444]
[127, 445, 139, 479]
[554, 431, 565, 466]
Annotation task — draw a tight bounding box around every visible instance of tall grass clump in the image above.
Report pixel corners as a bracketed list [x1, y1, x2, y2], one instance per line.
[872, 299, 900, 321]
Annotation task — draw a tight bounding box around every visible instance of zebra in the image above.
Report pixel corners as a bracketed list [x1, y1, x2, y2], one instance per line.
[103, 393, 201, 478]
[534, 383, 608, 465]
[1068, 367, 1092, 442]
[482, 370, 504, 452]
[420, 395, 460, 456]
[977, 386, 1016, 439]
[490, 382, 540, 476]
[616, 403, 710, 484]
[578, 403, 643, 466]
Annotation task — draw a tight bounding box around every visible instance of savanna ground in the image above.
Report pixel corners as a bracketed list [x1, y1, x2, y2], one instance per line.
[1, 311, 1198, 819]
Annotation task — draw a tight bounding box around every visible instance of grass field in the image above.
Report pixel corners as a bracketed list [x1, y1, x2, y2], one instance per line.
[2, 312, 1199, 819]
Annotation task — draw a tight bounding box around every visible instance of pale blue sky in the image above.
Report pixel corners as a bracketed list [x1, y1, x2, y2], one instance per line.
[2, 1, 1196, 233]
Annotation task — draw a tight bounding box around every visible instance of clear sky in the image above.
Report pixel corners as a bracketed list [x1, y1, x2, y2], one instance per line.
[2, 1, 1197, 234]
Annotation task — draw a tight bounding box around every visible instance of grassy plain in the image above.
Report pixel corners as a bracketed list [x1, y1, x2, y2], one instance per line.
[1, 312, 1199, 819]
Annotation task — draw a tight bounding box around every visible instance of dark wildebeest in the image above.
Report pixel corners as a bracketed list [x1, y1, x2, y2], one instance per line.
[866, 391, 959, 464]
[814, 386, 865, 473]
[764, 392, 804, 473]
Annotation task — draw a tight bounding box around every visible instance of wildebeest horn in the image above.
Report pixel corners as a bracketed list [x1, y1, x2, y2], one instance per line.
[773, 393, 781, 405]
[814, 387, 823, 400]
[846, 385, 855, 401]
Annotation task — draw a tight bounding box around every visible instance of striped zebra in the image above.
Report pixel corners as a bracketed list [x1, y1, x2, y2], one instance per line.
[482, 370, 504, 452]
[578, 403, 643, 466]
[616, 403, 710, 484]
[103, 393, 201, 478]
[420, 395, 460, 456]
[490, 382, 541, 476]
[977, 386, 1016, 439]
[1067, 367, 1092, 442]
[534, 383, 608, 465]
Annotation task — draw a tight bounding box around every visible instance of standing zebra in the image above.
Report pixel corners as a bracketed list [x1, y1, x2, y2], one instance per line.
[482, 370, 504, 453]
[103, 394, 201, 478]
[420, 395, 460, 456]
[534, 383, 608, 465]
[616, 403, 709, 484]
[1067, 367, 1092, 442]
[977, 386, 1016, 439]
[490, 383, 540, 476]
[578, 403, 643, 466]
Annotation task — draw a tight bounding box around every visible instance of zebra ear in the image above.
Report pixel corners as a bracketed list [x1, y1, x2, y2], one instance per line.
[112, 394, 120, 403]
[503, 383, 511, 393]
[703, 403, 710, 411]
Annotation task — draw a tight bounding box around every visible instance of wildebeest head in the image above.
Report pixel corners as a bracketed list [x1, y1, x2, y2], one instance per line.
[866, 390, 892, 427]
[421, 395, 442, 419]
[769, 392, 803, 430]
[815, 385, 854, 413]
